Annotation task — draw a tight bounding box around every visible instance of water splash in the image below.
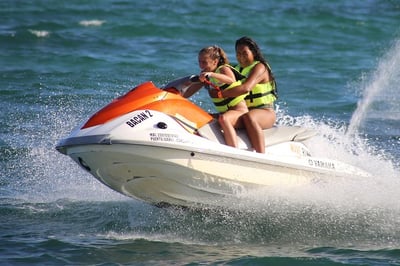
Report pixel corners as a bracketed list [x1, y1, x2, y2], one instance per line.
[347, 39, 400, 135]
[260, 109, 400, 246]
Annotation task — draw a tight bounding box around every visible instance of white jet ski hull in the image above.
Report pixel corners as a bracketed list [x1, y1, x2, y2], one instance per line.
[56, 81, 369, 208]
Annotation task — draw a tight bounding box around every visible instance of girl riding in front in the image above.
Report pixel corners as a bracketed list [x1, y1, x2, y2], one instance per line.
[197, 45, 249, 148]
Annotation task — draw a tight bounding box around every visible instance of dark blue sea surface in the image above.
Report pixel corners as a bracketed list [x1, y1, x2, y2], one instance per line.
[1, 0, 400, 265]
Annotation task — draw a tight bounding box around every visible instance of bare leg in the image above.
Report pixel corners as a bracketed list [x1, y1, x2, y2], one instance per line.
[218, 110, 245, 147]
[242, 108, 276, 153]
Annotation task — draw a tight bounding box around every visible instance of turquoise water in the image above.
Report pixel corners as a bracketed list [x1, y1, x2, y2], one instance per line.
[1, 1, 400, 265]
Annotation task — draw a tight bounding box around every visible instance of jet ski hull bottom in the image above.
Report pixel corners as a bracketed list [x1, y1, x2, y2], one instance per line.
[68, 143, 322, 208]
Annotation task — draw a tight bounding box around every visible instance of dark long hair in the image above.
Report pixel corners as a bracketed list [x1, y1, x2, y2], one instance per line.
[235, 36, 268, 68]
[235, 36, 277, 97]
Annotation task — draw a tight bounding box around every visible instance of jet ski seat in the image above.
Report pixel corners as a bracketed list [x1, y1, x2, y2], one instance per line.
[197, 119, 316, 148]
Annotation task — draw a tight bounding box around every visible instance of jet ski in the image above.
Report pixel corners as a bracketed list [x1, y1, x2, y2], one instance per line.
[56, 76, 369, 208]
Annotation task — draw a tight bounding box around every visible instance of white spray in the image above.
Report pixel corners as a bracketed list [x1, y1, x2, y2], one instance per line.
[348, 39, 400, 135]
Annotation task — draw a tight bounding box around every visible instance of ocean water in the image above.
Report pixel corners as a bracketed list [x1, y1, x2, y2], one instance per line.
[1, 0, 400, 265]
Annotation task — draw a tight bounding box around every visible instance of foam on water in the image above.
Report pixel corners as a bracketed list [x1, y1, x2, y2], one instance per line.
[28, 29, 50, 38]
[79, 20, 106, 27]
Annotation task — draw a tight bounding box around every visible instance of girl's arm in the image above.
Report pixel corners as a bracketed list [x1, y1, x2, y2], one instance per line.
[200, 65, 236, 84]
[212, 63, 267, 98]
